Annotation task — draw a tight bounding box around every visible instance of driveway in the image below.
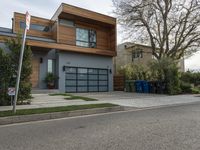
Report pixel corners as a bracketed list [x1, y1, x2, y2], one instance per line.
[75, 92, 200, 108]
[0, 92, 199, 111]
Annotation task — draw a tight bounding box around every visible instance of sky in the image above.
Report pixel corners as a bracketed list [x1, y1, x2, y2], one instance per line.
[0, 0, 199, 71]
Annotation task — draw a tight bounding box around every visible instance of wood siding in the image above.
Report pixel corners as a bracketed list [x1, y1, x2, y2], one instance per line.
[6, 4, 117, 57]
[13, 13, 53, 39]
[58, 24, 76, 45]
[52, 3, 116, 25]
[57, 20, 115, 52]
[30, 57, 40, 88]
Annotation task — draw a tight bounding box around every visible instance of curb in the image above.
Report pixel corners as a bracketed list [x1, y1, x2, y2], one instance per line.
[0, 106, 124, 125]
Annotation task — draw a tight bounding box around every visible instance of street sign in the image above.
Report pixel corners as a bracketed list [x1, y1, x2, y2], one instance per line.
[26, 11, 31, 30]
[13, 11, 31, 113]
[8, 87, 16, 96]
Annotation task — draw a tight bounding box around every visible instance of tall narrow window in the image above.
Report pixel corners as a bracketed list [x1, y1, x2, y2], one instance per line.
[48, 59, 55, 74]
[76, 28, 96, 48]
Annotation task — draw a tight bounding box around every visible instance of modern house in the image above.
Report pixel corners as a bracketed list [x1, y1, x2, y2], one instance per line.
[0, 3, 117, 93]
[114, 42, 185, 74]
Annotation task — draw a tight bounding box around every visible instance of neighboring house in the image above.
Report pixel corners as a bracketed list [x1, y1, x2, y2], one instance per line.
[0, 3, 117, 93]
[114, 42, 185, 74]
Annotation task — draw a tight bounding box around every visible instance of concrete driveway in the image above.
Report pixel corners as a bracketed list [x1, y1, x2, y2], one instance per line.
[75, 92, 200, 108]
[0, 92, 199, 111]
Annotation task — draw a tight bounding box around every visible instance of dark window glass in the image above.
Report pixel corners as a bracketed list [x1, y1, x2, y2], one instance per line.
[20, 21, 50, 32]
[76, 28, 96, 48]
[59, 19, 74, 27]
[132, 50, 143, 61]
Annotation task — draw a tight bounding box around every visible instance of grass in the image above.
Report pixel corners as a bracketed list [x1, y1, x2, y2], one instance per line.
[65, 96, 97, 101]
[49, 93, 98, 101]
[0, 103, 118, 118]
[49, 93, 72, 96]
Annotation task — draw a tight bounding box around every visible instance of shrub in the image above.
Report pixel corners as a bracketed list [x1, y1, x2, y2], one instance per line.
[191, 88, 200, 94]
[180, 82, 192, 93]
[0, 34, 32, 106]
[149, 57, 181, 95]
[120, 63, 150, 80]
[0, 48, 13, 106]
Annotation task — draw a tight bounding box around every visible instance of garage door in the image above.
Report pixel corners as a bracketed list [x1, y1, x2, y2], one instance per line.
[65, 67, 108, 92]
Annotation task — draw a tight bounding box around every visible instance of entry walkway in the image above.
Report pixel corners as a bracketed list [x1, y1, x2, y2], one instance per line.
[0, 92, 199, 111]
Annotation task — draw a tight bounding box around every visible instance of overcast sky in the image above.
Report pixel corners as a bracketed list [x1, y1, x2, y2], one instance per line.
[0, 0, 199, 71]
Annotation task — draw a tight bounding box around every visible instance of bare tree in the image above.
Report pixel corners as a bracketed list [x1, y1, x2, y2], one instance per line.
[113, 0, 200, 60]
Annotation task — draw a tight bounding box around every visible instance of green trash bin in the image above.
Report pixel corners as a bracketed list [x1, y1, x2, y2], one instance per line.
[125, 80, 131, 92]
[125, 80, 135, 92]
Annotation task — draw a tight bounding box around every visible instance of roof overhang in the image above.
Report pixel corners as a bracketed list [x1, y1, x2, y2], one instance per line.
[0, 34, 116, 57]
[51, 3, 116, 26]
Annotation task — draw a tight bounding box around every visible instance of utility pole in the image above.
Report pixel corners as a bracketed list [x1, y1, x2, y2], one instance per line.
[13, 11, 31, 113]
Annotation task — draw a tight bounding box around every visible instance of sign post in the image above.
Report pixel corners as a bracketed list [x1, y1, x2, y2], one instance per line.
[8, 87, 16, 106]
[13, 11, 31, 113]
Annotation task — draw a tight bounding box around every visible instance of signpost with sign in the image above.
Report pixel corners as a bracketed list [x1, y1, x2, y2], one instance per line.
[8, 87, 15, 106]
[13, 11, 31, 113]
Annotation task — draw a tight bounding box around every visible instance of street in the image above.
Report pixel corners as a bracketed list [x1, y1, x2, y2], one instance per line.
[1, 102, 200, 150]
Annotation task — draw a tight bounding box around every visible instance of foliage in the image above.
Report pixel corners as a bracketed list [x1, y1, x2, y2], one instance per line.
[148, 57, 181, 95]
[0, 34, 32, 106]
[0, 48, 13, 105]
[44, 72, 57, 83]
[191, 88, 200, 94]
[113, 0, 200, 60]
[120, 63, 150, 80]
[180, 82, 192, 94]
[180, 71, 200, 86]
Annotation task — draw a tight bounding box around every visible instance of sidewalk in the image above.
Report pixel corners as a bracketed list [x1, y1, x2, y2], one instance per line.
[0, 94, 104, 111]
[0, 92, 200, 111]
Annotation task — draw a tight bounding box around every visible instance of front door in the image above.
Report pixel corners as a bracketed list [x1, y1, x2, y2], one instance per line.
[30, 57, 40, 88]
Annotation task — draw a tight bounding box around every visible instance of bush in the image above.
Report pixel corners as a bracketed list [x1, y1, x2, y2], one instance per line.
[149, 57, 181, 95]
[180, 82, 192, 93]
[0, 34, 32, 106]
[120, 63, 150, 80]
[181, 71, 200, 86]
[0, 48, 13, 106]
[191, 88, 200, 94]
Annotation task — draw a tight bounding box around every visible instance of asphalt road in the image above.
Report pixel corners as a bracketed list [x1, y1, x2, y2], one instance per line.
[1, 103, 200, 150]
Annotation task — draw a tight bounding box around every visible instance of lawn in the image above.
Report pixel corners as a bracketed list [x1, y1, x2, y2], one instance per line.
[49, 93, 98, 101]
[0, 103, 118, 117]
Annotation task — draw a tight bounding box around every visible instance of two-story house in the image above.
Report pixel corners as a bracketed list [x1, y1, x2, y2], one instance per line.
[0, 3, 117, 93]
[114, 42, 185, 74]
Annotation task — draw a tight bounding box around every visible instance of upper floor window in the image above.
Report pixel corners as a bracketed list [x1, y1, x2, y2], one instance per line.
[59, 19, 74, 27]
[76, 28, 96, 48]
[132, 50, 143, 61]
[20, 21, 51, 32]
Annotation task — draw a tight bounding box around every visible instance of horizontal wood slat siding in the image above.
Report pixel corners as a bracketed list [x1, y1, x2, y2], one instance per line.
[58, 25, 75, 45]
[13, 13, 53, 39]
[57, 20, 114, 51]
[27, 40, 116, 56]
[62, 4, 116, 25]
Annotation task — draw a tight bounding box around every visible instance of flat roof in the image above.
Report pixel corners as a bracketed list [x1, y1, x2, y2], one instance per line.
[51, 3, 116, 25]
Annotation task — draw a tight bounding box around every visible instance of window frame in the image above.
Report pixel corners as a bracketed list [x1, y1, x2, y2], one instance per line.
[76, 27, 97, 48]
[20, 21, 51, 32]
[132, 49, 143, 61]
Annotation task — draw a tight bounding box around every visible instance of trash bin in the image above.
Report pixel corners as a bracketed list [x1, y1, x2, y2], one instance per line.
[142, 80, 149, 93]
[135, 80, 143, 93]
[125, 80, 135, 92]
[125, 80, 131, 92]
